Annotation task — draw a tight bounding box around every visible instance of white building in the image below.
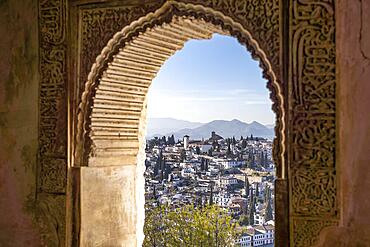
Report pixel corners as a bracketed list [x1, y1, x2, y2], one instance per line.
[254, 225, 274, 246]
[200, 144, 212, 153]
[235, 225, 274, 247]
[217, 175, 238, 187]
[235, 233, 252, 247]
[213, 192, 231, 207]
[214, 158, 244, 169]
[181, 167, 195, 178]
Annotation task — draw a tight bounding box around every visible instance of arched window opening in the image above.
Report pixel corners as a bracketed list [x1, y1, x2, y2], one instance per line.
[143, 34, 276, 246]
[75, 6, 285, 245]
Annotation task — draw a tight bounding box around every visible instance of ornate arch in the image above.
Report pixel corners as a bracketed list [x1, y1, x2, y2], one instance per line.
[36, 0, 339, 246]
[74, 1, 285, 176]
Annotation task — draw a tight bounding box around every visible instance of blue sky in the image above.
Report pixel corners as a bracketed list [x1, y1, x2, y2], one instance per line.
[147, 34, 275, 125]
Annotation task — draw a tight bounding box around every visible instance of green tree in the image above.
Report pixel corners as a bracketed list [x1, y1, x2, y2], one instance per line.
[248, 190, 255, 225]
[143, 204, 238, 247]
[162, 136, 167, 145]
[244, 175, 250, 199]
[264, 186, 273, 222]
[180, 149, 186, 162]
[227, 142, 232, 156]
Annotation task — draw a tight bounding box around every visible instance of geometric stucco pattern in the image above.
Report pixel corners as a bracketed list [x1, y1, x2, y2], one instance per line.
[37, 0, 339, 246]
[38, 0, 67, 245]
[289, 0, 338, 245]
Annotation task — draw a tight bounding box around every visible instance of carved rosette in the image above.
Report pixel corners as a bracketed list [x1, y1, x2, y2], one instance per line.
[290, 0, 338, 245]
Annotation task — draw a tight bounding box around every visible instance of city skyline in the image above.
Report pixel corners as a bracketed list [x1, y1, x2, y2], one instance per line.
[147, 34, 275, 125]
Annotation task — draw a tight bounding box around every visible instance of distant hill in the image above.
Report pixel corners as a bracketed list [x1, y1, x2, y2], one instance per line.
[147, 118, 203, 138]
[147, 118, 274, 140]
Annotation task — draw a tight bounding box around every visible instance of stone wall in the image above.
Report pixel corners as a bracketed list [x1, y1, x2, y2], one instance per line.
[0, 0, 42, 246]
[317, 0, 370, 245]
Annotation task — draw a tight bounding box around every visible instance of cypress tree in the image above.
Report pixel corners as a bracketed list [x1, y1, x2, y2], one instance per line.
[244, 175, 250, 198]
[264, 186, 273, 222]
[248, 189, 255, 225]
[209, 183, 214, 205]
[264, 152, 268, 167]
[227, 142, 231, 156]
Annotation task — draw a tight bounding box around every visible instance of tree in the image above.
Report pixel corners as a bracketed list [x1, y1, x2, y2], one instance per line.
[227, 142, 232, 156]
[244, 175, 250, 198]
[209, 182, 214, 205]
[164, 162, 171, 180]
[264, 186, 273, 222]
[167, 134, 175, 145]
[248, 190, 255, 225]
[264, 152, 268, 168]
[201, 158, 205, 171]
[260, 151, 265, 167]
[242, 139, 247, 149]
[153, 151, 162, 177]
[161, 136, 167, 145]
[143, 204, 238, 247]
[205, 159, 209, 171]
[180, 149, 186, 162]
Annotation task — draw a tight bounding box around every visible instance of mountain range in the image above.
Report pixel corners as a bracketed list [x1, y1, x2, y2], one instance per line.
[147, 118, 274, 140]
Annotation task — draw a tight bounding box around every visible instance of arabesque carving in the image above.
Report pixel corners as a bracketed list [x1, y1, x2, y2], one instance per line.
[38, 0, 67, 244]
[290, 0, 338, 245]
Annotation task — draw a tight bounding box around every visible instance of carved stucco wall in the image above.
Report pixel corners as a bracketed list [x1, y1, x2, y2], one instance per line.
[35, 0, 341, 246]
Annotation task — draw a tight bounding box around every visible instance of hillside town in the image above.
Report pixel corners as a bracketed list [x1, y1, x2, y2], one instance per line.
[145, 131, 275, 246]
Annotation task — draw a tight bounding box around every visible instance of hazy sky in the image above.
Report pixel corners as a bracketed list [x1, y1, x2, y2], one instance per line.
[147, 34, 275, 125]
